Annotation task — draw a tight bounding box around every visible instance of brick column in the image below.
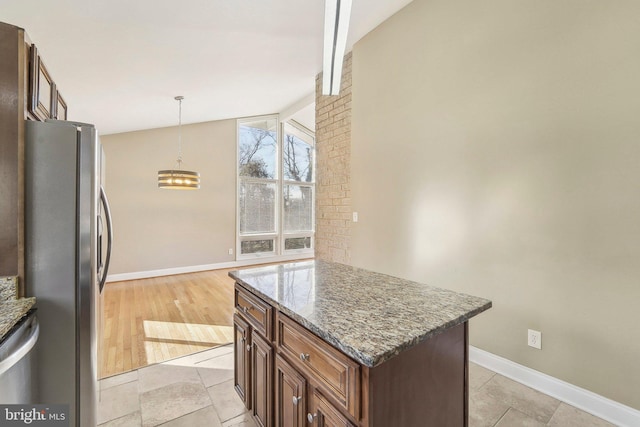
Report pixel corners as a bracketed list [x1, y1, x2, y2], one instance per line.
[315, 53, 352, 263]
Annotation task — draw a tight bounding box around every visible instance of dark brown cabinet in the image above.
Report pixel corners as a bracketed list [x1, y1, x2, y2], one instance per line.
[234, 313, 251, 407]
[234, 281, 356, 427]
[28, 44, 54, 121]
[252, 331, 273, 427]
[275, 355, 307, 427]
[276, 314, 359, 420]
[54, 90, 67, 120]
[308, 391, 355, 427]
[0, 22, 68, 289]
[234, 283, 274, 427]
[0, 22, 28, 283]
[28, 44, 67, 122]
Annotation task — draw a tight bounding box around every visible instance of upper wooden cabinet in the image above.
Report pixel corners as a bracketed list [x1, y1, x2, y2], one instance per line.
[55, 90, 67, 120]
[0, 22, 28, 284]
[28, 44, 67, 121]
[0, 21, 69, 296]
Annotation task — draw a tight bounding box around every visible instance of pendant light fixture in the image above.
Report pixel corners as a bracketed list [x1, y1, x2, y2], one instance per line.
[157, 96, 201, 190]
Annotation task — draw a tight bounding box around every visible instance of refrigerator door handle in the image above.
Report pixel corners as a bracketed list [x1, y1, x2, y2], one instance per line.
[97, 214, 103, 272]
[99, 186, 113, 293]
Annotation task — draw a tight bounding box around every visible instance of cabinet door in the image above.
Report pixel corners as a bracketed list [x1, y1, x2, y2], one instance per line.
[275, 355, 307, 427]
[55, 90, 67, 120]
[28, 45, 56, 121]
[308, 391, 355, 427]
[252, 330, 273, 427]
[234, 314, 251, 409]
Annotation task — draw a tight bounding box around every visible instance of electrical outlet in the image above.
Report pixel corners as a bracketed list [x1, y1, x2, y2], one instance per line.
[228, 248, 233, 255]
[353, 212, 359, 222]
[528, 329, 542, 349]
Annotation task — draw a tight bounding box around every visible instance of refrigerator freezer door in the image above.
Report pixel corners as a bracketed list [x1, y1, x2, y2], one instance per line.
[77, 122, 99, 427]
[25, 120, 98, 427]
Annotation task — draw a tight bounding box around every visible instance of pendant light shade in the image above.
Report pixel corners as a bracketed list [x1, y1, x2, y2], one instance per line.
[157, 96, 200, 190]
[157, 169, 200, 190]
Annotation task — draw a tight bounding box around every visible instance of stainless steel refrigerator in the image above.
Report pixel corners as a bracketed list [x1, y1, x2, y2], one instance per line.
[24, 119, 113, 427]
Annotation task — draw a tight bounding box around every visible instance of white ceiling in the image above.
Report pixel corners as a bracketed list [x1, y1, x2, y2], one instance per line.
[0, 0, 413, 135]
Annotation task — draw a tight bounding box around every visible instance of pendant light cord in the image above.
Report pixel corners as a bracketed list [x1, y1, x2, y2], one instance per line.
[176, 95, 184, 170]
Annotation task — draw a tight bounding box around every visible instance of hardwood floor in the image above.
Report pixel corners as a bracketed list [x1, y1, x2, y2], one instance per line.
[100, 268, 237, 378]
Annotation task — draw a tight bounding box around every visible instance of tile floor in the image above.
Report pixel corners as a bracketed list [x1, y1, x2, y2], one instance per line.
[97, 344, 616, 427]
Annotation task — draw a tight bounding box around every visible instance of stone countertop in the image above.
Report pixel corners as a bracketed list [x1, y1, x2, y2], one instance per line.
[0, 297, 36, 343]
[229, 260, 492, 367]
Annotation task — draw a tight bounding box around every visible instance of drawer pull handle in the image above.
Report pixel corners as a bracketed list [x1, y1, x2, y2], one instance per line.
[243, 305, 253, 313]
[292, 396, 302, 405]
[307, 413, 317, 423]
[246, 344, 251, 352]
[299, 353, 310, 362]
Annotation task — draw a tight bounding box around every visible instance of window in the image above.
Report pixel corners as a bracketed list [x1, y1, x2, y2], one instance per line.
[237, 116, 315, 258]
[282, 122, 315, 254]
[238, 117, 278, 256]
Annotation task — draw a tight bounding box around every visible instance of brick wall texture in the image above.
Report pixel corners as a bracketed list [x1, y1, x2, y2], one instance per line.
[315, 52, 352, 263]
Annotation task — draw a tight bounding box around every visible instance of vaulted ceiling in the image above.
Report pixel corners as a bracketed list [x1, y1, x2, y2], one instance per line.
[1, 0, 413, 134]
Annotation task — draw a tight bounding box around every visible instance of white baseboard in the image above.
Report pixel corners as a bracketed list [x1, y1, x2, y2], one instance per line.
[469, 346, 640, 427]
[105, 255, 313, 283]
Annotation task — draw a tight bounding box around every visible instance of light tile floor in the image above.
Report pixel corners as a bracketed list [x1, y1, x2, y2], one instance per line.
[98, 345, 617, 427]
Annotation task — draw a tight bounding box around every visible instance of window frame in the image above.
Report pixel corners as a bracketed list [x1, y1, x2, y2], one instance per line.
[281, 120, 315, 257]
[237, 115, 280, 259]
[236, 116, 315, 260]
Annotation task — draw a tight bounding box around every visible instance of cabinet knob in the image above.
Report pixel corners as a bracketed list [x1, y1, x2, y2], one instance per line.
[307, 413, 317, 423]
[243, 305, 253, 313]
[299, 353, 310, 362]
[292, 396, 302, 405]
[246, 344, 251, 352]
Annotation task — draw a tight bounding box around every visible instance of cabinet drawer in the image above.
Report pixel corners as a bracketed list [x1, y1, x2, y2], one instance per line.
[235, 283, 273, 340]
[276, 314, 360, 420]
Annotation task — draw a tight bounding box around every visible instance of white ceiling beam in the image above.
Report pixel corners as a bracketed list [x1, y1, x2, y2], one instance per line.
[322, 0, 352, 95]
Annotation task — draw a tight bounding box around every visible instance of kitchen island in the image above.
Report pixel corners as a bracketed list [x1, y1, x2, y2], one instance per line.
[229, 260, 491, 427]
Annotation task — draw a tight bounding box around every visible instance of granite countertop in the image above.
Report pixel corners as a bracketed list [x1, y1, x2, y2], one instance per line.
[0, 276, 36, 342]
[0, 298, 36, 341]
[229, 260, 492, 367]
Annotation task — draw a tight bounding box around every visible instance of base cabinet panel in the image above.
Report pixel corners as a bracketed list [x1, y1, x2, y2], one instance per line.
[234, 314, 251, 409]
[309, 391, 355, 427]
[275, 355, 307, 427]
[252, 330, 273, 427]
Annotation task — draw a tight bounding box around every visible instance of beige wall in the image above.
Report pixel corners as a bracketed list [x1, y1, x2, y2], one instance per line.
[101, 120, 237, 275]
[347, 0, 640, 409]
[315, 53, 353, 263]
